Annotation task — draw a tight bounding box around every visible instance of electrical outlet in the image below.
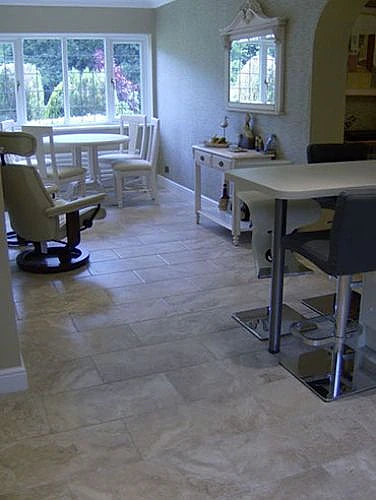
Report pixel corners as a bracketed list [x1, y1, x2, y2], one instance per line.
[164, 165, 170, 173]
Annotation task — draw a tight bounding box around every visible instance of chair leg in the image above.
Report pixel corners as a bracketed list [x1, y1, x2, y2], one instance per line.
[79, 176, 86, 196]
[331, 274, 352, 399]
[114, 171, 124, 208]
[151, 173, 159, 202]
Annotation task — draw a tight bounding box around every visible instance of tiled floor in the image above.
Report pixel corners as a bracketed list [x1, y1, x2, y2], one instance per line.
[2, 184, 376, 499]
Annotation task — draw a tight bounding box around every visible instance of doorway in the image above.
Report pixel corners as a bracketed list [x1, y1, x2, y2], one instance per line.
[310, 0, 368, 143]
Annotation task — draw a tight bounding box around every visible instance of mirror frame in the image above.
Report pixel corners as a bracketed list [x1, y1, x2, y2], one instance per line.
[221, 0, 287, 114]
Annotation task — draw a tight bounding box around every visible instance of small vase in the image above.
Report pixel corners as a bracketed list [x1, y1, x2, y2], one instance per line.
[238, 134, 255, 150]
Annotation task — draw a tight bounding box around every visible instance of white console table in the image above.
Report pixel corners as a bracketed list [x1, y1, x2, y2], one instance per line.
[192, 144, 282, 244]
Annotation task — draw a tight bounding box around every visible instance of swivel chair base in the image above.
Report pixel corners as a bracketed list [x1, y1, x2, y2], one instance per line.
[232, 304, 306, 341]
[16, 244, 89, 274]
[7, 230, 31, 247]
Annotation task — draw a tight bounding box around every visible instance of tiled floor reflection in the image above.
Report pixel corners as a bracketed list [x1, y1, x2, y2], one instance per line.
[2, 184, 376, 499]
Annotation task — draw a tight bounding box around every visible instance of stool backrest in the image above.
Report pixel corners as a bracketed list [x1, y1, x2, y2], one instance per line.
[329, 190, 376, 275]
[306, 143, 370, 210]
[307, 143, 369, 163]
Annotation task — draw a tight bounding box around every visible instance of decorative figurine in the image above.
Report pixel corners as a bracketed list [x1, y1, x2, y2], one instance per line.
[220, 116, 229, 140]
[264, 134, 278, 159]
[238, 112, 255, 149]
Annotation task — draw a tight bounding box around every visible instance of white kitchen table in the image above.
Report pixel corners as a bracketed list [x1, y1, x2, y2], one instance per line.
[53, 132, 129, 189]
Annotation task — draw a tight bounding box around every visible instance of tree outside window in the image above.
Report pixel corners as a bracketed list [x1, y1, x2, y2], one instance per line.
[0, 35, 149, 125]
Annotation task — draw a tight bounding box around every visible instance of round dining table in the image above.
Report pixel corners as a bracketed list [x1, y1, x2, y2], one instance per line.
[53, 132, 129, 189]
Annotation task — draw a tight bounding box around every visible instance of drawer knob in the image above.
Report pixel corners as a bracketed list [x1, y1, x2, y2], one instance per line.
[200, 155, 205, 161]
[218, 161, 224, 167]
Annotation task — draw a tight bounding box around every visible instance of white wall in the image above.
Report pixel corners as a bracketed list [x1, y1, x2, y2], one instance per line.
[0, 5, 154, 33]
[0, 169, 28, 393]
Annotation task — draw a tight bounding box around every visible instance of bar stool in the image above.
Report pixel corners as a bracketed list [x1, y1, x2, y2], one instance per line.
[302, 142, 370, 319]
[280, 190, 376, 401]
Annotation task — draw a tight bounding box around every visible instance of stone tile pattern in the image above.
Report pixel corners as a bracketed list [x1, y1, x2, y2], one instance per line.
[2, 186, 375, 499]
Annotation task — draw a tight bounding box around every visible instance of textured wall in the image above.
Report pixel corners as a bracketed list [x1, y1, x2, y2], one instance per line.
[0, 6, 154, 33]
[155, 0, 330, 199]
[0, 176, 21, 370]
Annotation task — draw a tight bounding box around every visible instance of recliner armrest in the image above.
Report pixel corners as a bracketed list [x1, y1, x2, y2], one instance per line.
[45, 193, 106, 217]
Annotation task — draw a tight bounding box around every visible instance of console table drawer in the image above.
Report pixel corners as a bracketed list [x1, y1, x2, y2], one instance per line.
[194, 150, 212, 166]
[212, 156, 233, 170]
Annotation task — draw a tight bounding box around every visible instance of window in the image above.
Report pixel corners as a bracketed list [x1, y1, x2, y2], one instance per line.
[0, 34, 152, 126]
[0, 41, 17, 122]
[221, 0, 286, 114]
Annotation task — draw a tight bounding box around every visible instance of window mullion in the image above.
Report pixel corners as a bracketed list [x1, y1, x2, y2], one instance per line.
[143, 35, 153, 117]
[260, 42, 267, 104]
[15, 38, 26, 124]
[105, 39, 114, 121]
[139, 39, 146, 115]
[61, 38, 70, 124]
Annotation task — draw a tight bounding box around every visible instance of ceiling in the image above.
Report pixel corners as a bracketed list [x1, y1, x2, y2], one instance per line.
[0, 0, 175, 7]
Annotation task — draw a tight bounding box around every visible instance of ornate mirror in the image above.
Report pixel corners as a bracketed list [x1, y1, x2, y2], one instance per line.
[221, 0, 287, 114]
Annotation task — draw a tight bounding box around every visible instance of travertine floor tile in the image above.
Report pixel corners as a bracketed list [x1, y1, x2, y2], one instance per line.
[0, 421, 140, 495]
[0, 391, 50, 447]
[68, 456, 250, 500]
[20, 323, 141, 362]
[71, 297, 176, 331]
[0, 481, 73, 499]
[43, 373, 183, 432]
[93, 338, 214, 383]
[248, 467, 347, 500]
[25, 356, 103, 394]
[129, 307, 244, 345]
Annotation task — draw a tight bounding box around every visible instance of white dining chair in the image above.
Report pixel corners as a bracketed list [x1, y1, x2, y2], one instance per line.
[0, 119, 17, 132]
[98, 114, 147, 182]
[112, 117, 160, 208]
[1, 120, 19, 163]
[21, 125, 87, 197]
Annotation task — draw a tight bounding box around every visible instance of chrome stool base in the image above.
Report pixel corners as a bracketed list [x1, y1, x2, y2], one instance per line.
[279, 317, 376, 402]
[302, 290, 361, 320]
[232, 305, 306, 341]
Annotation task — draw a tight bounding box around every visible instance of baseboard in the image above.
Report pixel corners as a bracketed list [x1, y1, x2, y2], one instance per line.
[158, 174, 214, 204]
[0, 360, 28, 395]
[158, 174, 194, 195]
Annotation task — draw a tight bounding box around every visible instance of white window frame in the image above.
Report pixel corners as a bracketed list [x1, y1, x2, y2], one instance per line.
[0, 33, 153, 127]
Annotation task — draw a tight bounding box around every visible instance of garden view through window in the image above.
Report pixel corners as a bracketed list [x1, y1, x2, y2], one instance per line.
[0, 34, 150, 126]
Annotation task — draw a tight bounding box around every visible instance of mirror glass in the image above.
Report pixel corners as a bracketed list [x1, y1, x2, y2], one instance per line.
[221, 1, 286, 114]
[229, 33, 276, 108]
